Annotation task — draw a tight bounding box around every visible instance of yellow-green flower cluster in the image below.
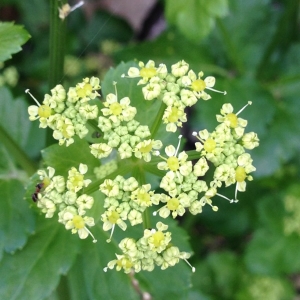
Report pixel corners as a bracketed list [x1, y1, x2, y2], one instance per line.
[104, 222, 194, 273]
[125, 60, 226, 132]
[27, 77, 100, 146]
[91, 88, 162, 161]
[99, 176, 163, 242]
[35, 164, 96, 242]
[27, 60, 259, 274]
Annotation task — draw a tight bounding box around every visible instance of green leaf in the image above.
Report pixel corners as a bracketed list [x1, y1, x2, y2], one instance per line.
[0, 179, 35, 258]
[114, 29, 229, 77]
[0, 216, 80, 300]
[80, 11, 133, 50]
[244, 228, 300, 275]
[165, 0, 228, 42]
[192, 251, 241, 299]
[0, 22, 31, 62]
[42, 137, 100, 178]
[0, 87, 46, 157]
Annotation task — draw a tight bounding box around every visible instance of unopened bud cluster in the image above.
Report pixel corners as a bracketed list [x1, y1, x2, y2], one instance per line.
[27, 60, 259, 273]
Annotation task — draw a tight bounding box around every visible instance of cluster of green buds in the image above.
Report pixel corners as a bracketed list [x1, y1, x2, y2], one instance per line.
[27, 60, 259, 273]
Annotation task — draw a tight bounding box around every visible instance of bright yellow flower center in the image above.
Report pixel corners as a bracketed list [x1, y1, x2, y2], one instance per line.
[72, 173, 84, 186]
[108, 211, 119, 224]
[42, 177, 51, 188]
[73, 215, 85, 229]
[167, 156, 179, 171]
[139, 67, 157, 78]
[77, 83, 93, 98]
[226, 113, 238, 128]
[167, 107, 181, 123]
[204, 138, 216, 152]
[140, 142, 153, 153]
[62, 124, 72, 138]
[167, 198, 179, 211]
[152, 231, 165, 247]
[117, 257, 133, 269]
[110, 102, 122, 116]
[137, 191, 151, 205]
[38, 105, 51, 118]
[191, 79, 206, 92]
[235, 166, 246, 182]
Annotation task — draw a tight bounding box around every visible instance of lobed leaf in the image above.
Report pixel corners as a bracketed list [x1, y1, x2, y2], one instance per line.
[0, 22, 31, 62]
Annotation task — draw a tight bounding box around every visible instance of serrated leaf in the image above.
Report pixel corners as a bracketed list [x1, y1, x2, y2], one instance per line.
[42, 137, 100, 177]
[0, 22, 31, 62]
[0, 179, 35, 258]
[165, 0, 228, 42]
[0, 216, 80, 300]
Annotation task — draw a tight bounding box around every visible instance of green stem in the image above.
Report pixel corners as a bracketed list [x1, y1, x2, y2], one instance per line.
[49, 0, 67, 89]
[0, 124, 37, 175]
[150, 101, 166, 139]
[47, 0, 67, 145]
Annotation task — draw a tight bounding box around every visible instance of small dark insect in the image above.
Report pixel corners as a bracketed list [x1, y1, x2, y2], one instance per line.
[92, 131, 101, 138]
[31, 183, 44, 202]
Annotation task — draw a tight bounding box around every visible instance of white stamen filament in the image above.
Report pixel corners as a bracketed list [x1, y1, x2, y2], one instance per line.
[236, 101, 252, 115]
[106, 224, 115, 243]
[175, 135, 182, 156]
[207, 87, 227, 95]
[216, 192, 237, 203]
[70, 1, 84, 12]
[85, 226, 97, 243]
[183, 258, 196, 273]
[25, 89, 41, 107]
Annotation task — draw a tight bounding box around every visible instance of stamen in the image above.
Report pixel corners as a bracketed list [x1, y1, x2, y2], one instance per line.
[235, 184, 239, 201]
[154, 150, 167, 162]
[236, 101, 252, 116]
[216, 192, 237, 203]
[85, 226, 97, 243]
[106, 224, 115, 243]
[113, 81, 118, 99]
[175, 135, 182, 156]
[153, 205, 165, 216]
[183, 258, 196, 272]
[70, 1, 84, 12]
[25, 89, 41, 107]
[206, 87, 227, 95]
